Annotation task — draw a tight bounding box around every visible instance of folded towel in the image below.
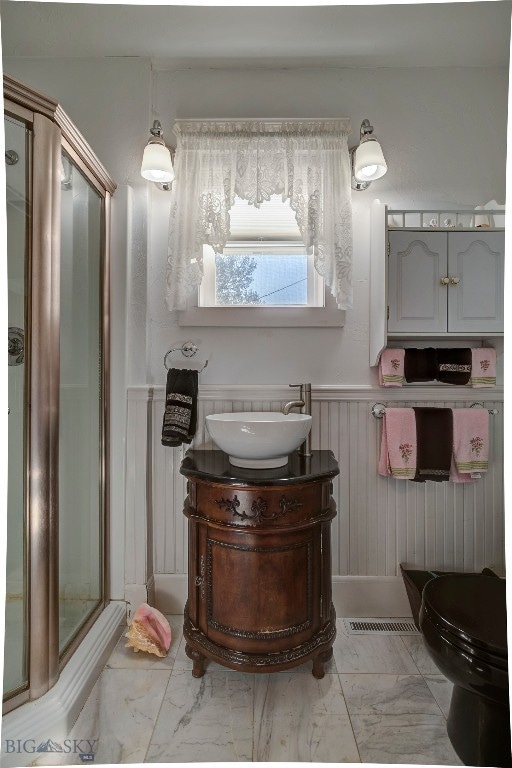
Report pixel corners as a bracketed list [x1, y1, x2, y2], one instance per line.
[378, 408, 417, 479]
[436, 348, 472, 385]
[404, 348, 438, 382]
[161, 368, 198, 447]
[471, 348, 497, 387]
[379, 348, 405, 387]
[452, 407, 489, 476]
[412, 407, 453, 482]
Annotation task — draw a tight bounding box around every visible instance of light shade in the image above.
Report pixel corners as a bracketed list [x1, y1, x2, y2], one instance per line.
[353, 138, 387, 182]
[141, 141, 175, 183]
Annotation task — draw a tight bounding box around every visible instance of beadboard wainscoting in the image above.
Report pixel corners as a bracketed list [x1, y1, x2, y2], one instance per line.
[125, 386, 504, 617]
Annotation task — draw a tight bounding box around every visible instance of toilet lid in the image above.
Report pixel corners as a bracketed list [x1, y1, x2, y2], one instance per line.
[422, 574, 508, 656]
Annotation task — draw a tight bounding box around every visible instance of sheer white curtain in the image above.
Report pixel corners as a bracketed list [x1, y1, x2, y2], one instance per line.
[166, 119, 353, 310]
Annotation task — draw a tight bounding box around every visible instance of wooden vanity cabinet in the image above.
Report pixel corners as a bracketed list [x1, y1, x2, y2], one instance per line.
[180, 450, 339, 678]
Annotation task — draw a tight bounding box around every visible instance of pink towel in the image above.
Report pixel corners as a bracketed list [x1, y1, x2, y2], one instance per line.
[378, 408, 417, 479]
[471, 348, 496, 387]
[452, 408, 489, 477]
[379, 348, 405, 387]
[449, 455, 477, 484]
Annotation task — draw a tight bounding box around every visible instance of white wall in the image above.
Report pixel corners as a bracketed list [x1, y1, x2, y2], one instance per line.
[148, 65, 508, 386]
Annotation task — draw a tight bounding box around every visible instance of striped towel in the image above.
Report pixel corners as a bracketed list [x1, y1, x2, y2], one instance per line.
[471, 348, 497, 387]
[378, 408, 417, 479]
[379, 348, 405, 387]
[452, 408, 489, 477]
[161, 368, 198, 447]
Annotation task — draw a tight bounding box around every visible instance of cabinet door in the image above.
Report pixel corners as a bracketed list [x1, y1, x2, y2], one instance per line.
[447, 232, 504, 333]
[203, 525, 320, 654]
[388, 232, 448, 333]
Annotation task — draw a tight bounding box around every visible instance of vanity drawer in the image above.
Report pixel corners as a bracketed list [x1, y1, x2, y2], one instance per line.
[191, 480, 333, 528]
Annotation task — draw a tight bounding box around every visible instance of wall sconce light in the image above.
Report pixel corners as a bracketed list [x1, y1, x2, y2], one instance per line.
[141, 120, 175, 190]
[351, 119, 387, 191]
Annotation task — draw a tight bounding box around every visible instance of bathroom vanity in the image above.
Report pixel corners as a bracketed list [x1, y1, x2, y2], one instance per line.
[180, 450, 339, 677]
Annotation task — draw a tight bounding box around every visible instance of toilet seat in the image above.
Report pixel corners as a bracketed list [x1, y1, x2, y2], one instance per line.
[421, 574, 508, 666]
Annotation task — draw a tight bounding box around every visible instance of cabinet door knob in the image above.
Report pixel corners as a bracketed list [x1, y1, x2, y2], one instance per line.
[440, 277, 450, 285]
[449, 276, 460, 285]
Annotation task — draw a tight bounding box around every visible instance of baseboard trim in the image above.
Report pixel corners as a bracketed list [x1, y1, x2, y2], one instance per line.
[153, 574, 412, 619]
[1, 601, 126, 767]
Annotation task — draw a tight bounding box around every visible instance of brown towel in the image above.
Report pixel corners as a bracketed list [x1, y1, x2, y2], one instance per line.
[404, 348, 438, 382]
[161, 368, 198, 447]
[436, 348, 472, 385]
[412, 407, 453, 482]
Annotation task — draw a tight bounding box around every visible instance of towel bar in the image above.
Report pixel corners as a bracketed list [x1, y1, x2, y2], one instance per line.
[164, 341, 209, 372]
[371, 402, 498, 419]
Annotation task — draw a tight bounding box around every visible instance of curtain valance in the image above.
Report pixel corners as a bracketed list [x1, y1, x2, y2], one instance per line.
[166, 119, 353, 310]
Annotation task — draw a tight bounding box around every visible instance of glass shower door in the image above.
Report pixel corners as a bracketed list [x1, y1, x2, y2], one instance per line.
[4, 114, 30, 696]
[58, 152, 103, 652]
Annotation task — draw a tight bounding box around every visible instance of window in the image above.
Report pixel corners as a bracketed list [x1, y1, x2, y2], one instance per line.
[179, 194, 345, 327]
[199, 195, 324, 309]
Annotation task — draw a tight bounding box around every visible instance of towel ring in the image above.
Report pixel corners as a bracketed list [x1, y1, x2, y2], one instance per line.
[164, 341, 209, 372]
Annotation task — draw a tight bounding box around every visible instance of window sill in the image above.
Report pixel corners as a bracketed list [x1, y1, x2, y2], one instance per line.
[178, 306, 346, 327]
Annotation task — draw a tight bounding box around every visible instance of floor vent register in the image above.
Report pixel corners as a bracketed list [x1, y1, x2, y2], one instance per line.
[344, 618, 420, 635]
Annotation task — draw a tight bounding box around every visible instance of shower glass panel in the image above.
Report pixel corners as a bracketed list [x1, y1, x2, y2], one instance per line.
[59, 152, 103, 652]
[4, 114, 30, 696]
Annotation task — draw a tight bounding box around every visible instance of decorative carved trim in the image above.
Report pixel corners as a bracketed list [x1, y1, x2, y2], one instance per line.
[208, 617, 311, 640]
[183, 605, 336, 669]
[279, 495, 304, 516]
[215, 494, 303, 524]
[205, 539, 313, 640]
[216, 495, 241, 515]
[195, 554, 205, 600]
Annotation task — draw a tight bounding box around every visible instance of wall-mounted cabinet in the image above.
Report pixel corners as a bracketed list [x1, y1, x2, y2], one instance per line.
[370, 201, 504, 365]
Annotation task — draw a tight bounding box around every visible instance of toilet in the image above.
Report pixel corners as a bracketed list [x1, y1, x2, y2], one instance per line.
[420, 574, 510, 767]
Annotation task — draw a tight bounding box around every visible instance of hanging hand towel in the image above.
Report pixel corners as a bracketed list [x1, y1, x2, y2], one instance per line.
[404, 348, 438, 382]
[452, 407, 489, 477]
[412, 407, 453, 482]
[161, 368, 198, 447]
[471, 348, 497, 387]
[378, 408, 417, 479]
[379, 348, 405, 387]
[436, 348, 472, 385]
[449, 455, 478, 484]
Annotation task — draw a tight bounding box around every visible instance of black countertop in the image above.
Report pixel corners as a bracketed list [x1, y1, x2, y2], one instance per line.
[180, 450, 339, 486]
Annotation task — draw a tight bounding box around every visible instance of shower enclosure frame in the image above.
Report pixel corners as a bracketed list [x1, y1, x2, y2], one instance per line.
[3, 74, 116, 714]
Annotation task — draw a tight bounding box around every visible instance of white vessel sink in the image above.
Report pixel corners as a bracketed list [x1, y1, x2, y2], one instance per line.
[206, 411, 312, 469]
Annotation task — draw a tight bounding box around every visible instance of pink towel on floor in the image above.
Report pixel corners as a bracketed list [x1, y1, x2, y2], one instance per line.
[452, 408, 489, 477]
[471, 348, 496, 387]
[378, 408, 417, 479]
[379, 348, 405, 387]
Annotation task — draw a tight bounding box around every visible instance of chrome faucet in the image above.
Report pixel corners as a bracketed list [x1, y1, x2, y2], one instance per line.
[282, 383, 312, 457]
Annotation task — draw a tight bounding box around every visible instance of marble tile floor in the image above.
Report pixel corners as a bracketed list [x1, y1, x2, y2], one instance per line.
[31, 615, 462, 765]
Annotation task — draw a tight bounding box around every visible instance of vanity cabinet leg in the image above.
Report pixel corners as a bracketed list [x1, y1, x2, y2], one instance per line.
[312, 647, 333, 679]
[185, 643, 206, 678]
